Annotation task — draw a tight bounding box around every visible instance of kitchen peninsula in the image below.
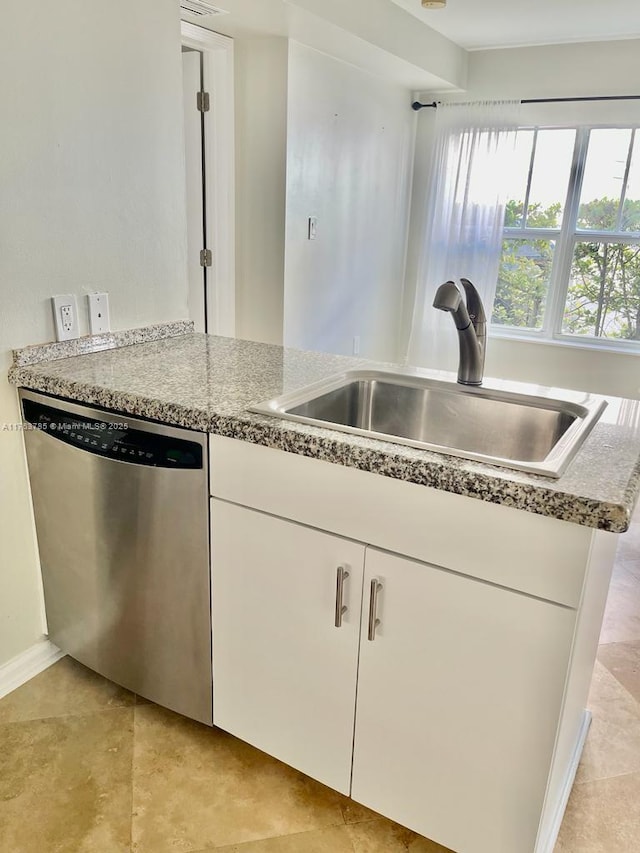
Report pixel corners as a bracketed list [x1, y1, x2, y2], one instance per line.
[9, 325, 640, 853]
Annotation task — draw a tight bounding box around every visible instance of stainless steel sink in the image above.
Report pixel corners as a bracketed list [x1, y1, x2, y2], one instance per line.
[249, 369, 607, 477]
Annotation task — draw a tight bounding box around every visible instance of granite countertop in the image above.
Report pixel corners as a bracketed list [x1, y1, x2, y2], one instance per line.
[9, 327, 640, 533]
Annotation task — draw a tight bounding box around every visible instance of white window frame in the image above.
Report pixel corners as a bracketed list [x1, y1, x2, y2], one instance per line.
[491, 124, 640, 354]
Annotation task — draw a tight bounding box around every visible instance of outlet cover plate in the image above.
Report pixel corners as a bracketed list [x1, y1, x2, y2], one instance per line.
[88, 292, 110, 334]
[51, 295, 80, 341]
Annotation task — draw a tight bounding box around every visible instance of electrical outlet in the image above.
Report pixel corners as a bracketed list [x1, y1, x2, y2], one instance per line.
[51, 295, 80, 341]
[88, 292, 110, 334]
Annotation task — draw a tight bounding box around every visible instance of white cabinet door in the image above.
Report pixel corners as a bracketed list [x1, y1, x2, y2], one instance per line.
[211, 499, 365, 794]
[352, 548, 577, 853]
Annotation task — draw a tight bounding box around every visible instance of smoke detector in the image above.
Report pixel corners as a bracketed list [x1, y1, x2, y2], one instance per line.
[180, 1, 229, 17]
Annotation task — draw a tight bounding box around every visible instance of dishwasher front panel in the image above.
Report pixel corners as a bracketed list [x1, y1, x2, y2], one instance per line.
[20, 390, 212, 726]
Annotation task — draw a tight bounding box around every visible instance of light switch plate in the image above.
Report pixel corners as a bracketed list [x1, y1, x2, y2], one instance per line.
[51, 295, 80, 341]
[88, 292, 110, 334]
[308, 217, 318, 240]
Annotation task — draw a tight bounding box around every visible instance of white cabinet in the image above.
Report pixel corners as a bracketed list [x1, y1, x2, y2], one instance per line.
[211, 499, 365, 794]
[211, 500, 577, 853]
[209, 436, 617, 853]
[352, 548, 576, 853]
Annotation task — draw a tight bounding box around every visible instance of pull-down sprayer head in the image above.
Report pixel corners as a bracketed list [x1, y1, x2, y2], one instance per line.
[433, 281, 472, 331]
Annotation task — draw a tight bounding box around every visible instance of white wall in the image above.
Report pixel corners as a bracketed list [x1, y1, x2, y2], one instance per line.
[234, 37, 289, 345]
[486, 338, 640, 399]
[284, 42, 415, 361]
[406, 39, 640, 398]
[465, 39, 640, 101]
[0, 0, 189, 665]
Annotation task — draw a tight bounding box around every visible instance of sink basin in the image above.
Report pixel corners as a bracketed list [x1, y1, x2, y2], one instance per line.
[249, 369, 607, 477]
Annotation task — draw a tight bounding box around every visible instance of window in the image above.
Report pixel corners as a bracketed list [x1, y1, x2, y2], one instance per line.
[492, 126, 640, 347]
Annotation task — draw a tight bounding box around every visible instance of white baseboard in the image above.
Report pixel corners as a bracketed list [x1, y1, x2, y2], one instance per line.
[535, 709, 592, 853]
[0, 638, 64, 701]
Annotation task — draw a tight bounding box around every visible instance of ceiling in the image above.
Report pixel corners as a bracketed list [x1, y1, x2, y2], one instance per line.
[183, 0, 640, 92]
[183, 0, 468, 90]
[389, 0, 640, 51]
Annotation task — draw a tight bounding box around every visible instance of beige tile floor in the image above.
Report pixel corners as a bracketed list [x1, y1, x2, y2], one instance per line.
[1, 516, 639, 853]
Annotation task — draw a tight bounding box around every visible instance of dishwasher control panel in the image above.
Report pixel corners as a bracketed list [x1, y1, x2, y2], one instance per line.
[22, 398, 203, 469]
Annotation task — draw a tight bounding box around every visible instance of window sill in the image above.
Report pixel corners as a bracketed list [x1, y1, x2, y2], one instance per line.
[489, 328, 640, 357]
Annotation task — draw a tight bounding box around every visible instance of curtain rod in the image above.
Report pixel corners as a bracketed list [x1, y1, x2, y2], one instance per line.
[411, 95, 640, 111]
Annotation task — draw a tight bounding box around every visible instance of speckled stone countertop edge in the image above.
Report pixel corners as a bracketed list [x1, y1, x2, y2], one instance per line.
[12, 321, 194, 367]
[8, 365, 635, 534]
[215, 416, 636, 535]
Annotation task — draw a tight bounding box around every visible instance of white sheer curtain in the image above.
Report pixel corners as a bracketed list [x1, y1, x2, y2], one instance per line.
[406, 100, 520, 371]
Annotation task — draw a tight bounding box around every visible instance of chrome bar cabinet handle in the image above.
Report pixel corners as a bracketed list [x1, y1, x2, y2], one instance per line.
[334, 565, 350, 628]
[368, 578, 383, 641]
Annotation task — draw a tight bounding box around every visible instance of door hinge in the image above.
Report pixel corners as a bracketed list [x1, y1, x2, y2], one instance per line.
[200, 248, 213, 267]
[197, 91, 210, 112]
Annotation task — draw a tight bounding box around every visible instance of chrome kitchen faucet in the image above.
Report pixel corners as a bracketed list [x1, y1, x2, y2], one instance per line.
[433, 277, 486, 386]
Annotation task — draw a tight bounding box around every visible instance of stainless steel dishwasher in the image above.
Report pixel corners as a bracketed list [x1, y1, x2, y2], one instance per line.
[20, 389, 212, 725]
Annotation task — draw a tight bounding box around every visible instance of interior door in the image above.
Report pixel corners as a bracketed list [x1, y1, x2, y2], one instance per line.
[182, 48, 206, 332]
[211, 499, 365, 794]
